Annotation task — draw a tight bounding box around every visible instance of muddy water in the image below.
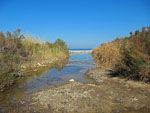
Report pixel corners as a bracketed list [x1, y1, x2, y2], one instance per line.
[0, 53, 94, 112]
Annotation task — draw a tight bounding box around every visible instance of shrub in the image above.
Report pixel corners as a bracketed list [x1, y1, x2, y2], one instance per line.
[92, 39, 123, 69]
[92, 26, 150, 82]
[115, 28, 150, 82]
[0, 29, 69, 90]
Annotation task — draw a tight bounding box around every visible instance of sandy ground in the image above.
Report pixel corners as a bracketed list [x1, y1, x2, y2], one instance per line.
[31, 68, 150, 113]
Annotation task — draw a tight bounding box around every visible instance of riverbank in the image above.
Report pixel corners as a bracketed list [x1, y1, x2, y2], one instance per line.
[31, 68, 150, 113]
[0, 55, 68, 92]
[0, 29, 69, 92]
[0, 53, 94, 113]
[92, 27, 150, 83]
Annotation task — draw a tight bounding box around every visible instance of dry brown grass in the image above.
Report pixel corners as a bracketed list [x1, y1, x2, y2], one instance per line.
[0, 29, 69, 91]
[92, 39, 123, 69]
[92, 26, 150, 82]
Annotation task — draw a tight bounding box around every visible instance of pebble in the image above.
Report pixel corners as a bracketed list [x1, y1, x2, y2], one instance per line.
[69, 79, 75, 82]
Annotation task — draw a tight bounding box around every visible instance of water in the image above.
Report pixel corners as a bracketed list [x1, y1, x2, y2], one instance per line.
[0, 53, 94, 112]
[24, 53, 94, 92]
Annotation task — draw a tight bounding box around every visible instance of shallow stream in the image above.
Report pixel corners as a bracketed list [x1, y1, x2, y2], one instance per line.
[0, 53, 94, 112]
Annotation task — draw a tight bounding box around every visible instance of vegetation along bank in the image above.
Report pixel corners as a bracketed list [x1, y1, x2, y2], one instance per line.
[92, 26, 150, 83]
[0, 29, 69, 91]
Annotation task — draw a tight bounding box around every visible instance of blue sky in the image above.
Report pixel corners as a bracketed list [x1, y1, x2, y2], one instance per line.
[0, 0, 150, 49]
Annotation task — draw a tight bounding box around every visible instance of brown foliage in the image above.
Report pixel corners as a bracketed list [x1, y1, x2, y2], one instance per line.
[92, 26, 150, 82]
[0, 29, 69, 91]
[92, 39, 123, 69]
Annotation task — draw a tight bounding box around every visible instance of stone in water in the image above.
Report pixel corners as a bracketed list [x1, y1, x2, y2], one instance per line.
[69, 79, 75, 82]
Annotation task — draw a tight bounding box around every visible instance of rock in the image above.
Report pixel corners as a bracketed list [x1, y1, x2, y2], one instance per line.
[21, 65, 26, 69]
[20, 100, 25, 105]
[37, 63, 41, 66]
[132, 97, 138, 101]
[69, 79, 75, 82]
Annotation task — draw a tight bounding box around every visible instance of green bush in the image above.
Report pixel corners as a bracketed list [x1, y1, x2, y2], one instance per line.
[115, 27, 150, 82]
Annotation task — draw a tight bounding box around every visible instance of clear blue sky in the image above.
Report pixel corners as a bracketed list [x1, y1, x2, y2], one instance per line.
[0, 0, 150, 49]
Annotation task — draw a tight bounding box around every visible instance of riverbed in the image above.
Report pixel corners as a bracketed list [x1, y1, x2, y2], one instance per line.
[0, 53, 94, 113]
[1, 53, 150, 113]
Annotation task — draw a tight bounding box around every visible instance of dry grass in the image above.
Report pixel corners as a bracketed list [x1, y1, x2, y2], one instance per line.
[0, 29, 69, 91]
[92, 26, 150, 82]
[92, 39, 123, 69]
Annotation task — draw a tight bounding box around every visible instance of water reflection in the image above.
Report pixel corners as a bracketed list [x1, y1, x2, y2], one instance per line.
[0, 53, 94, 112]
[0, 59, 68, 113]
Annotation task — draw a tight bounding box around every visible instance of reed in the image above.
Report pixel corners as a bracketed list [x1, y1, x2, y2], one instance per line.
[92, 26, 150, 82]
[0, 29, 69, 91]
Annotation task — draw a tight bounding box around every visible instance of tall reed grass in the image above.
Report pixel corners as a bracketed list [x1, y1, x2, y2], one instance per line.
[92, 26, 150, 82]
[0, 29, 69, 91]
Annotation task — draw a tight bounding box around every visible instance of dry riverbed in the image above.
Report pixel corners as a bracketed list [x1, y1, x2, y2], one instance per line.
[31, 68, 150, 113]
